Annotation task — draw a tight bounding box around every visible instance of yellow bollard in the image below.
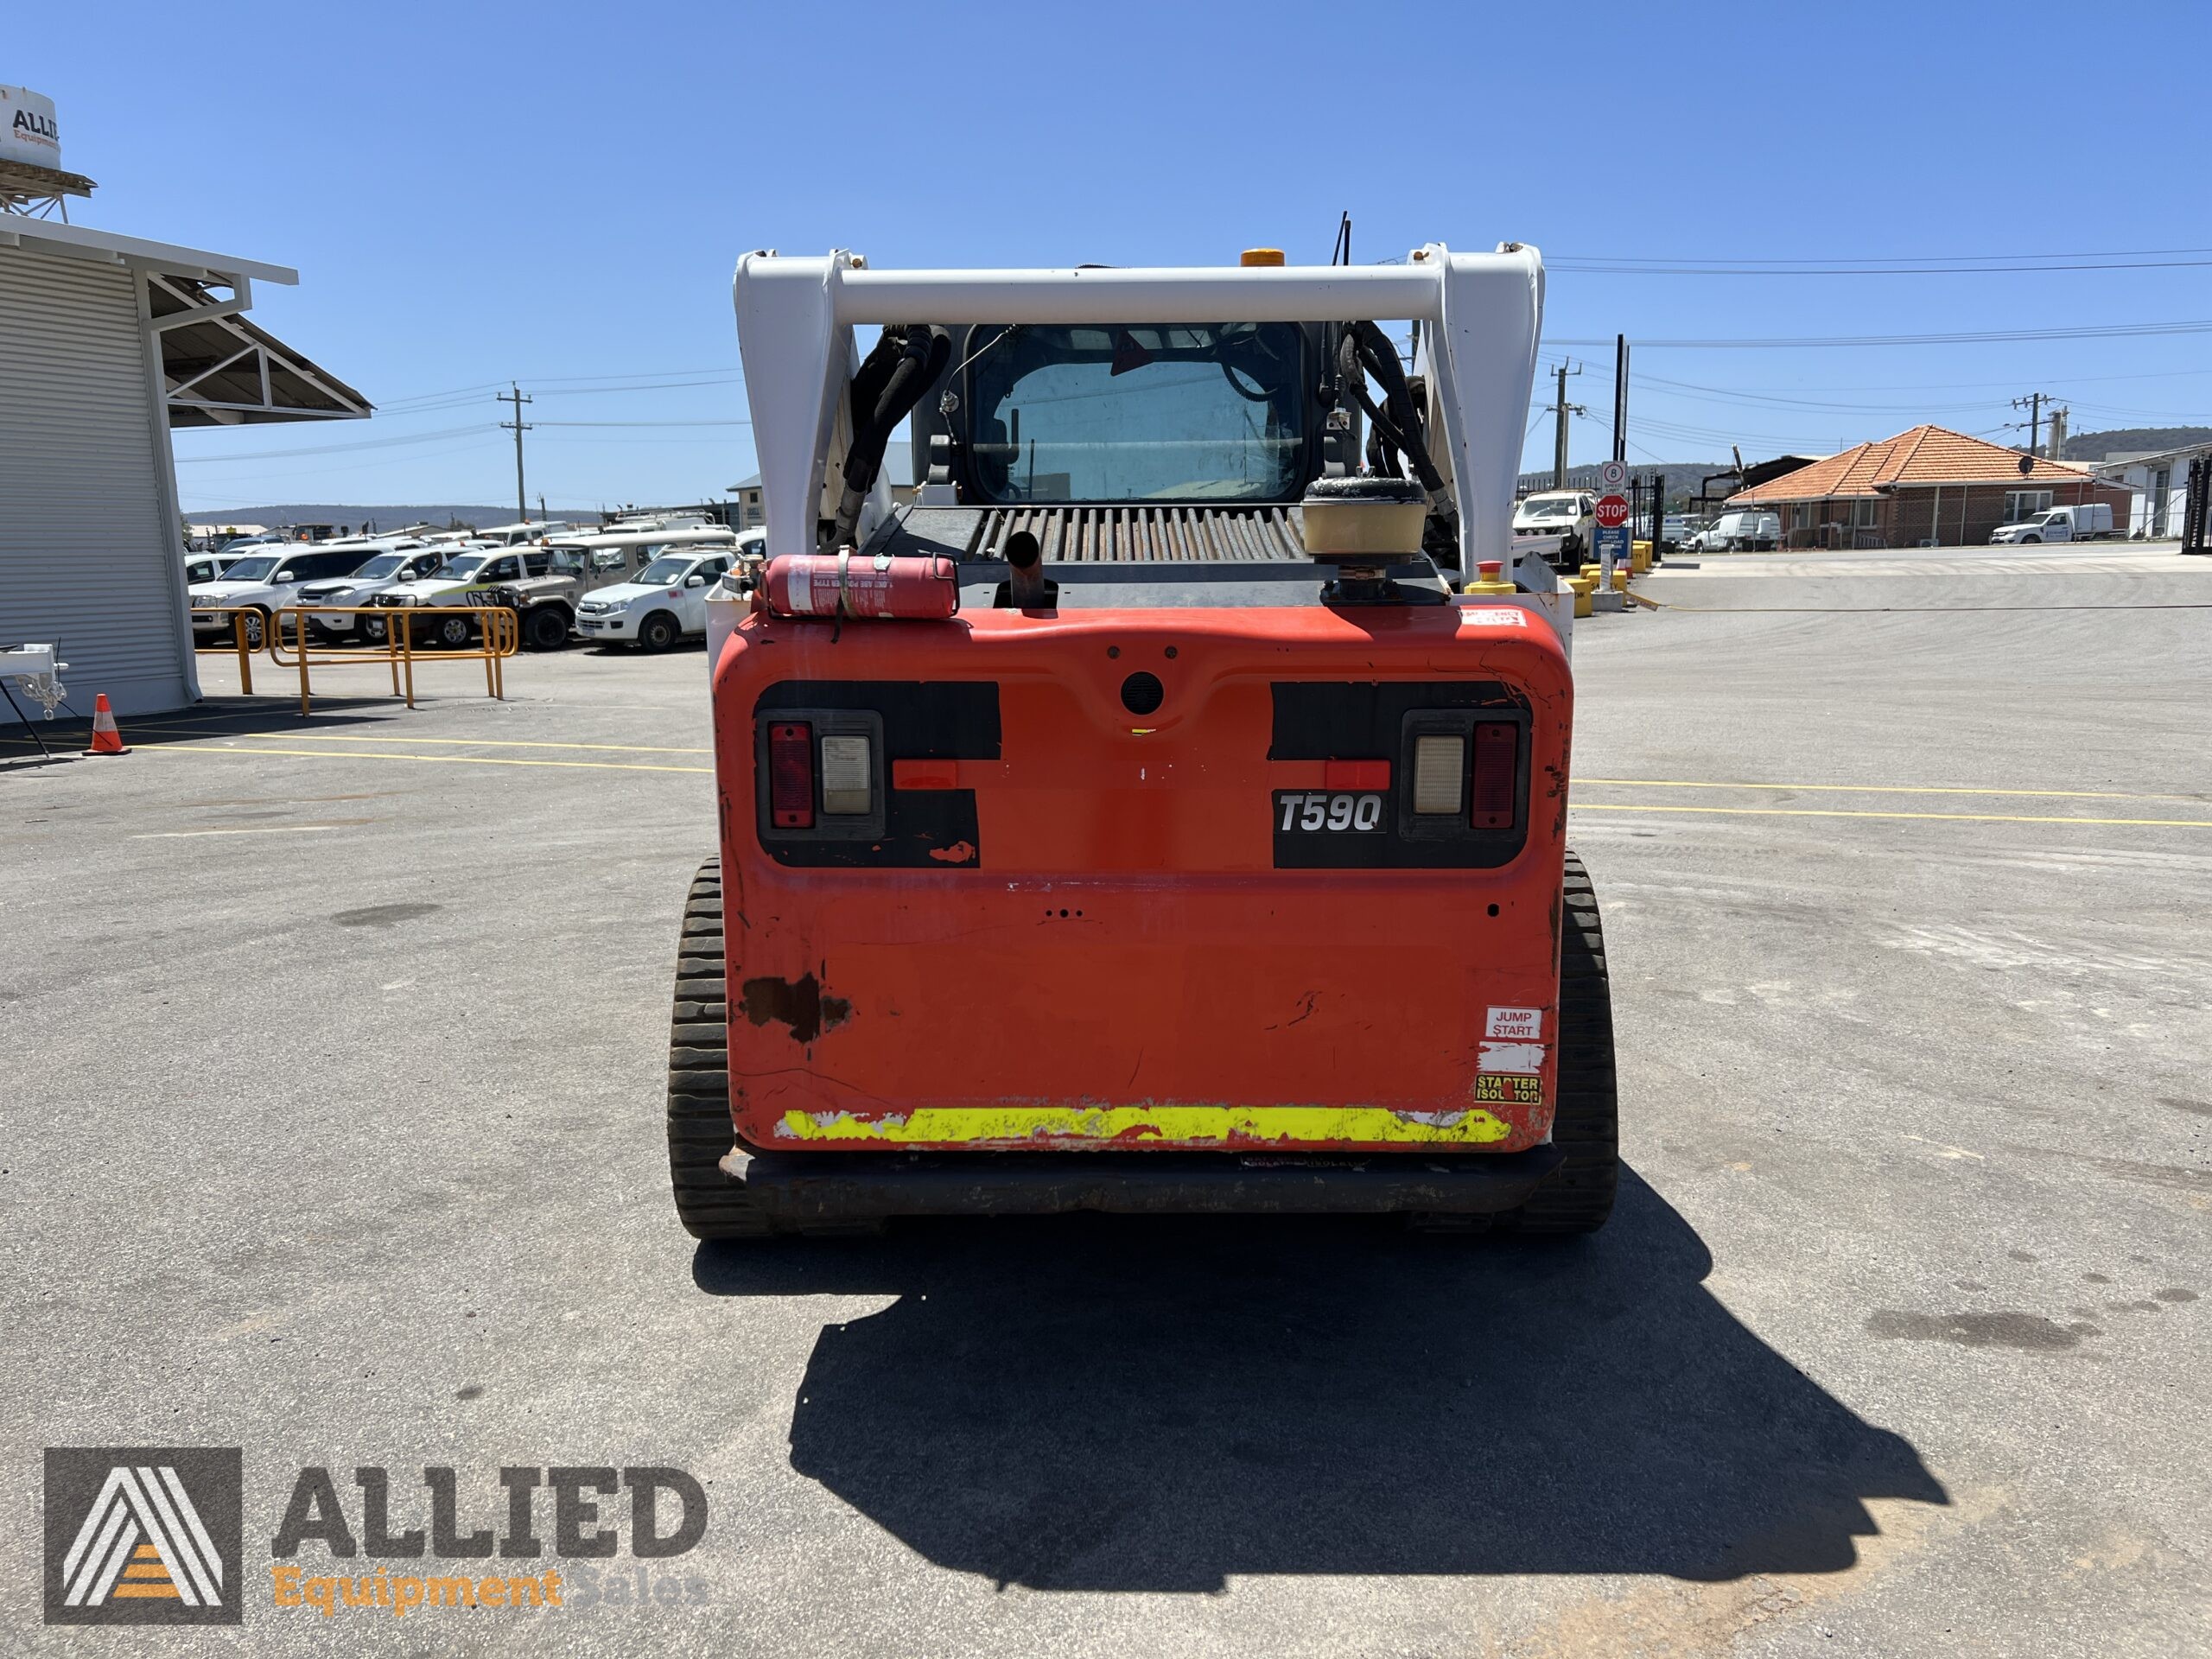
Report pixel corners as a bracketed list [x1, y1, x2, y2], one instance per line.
[1611, 567, 1630, 593]
[1631, 539, 1652, 574]
[1567, 575, 1595, 618]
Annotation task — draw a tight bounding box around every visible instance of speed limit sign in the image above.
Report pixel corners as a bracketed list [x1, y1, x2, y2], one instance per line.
[1599, 459, 1628, 491]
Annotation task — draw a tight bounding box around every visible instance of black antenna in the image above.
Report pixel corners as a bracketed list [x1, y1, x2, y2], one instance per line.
[1331, 211, 1352, 266]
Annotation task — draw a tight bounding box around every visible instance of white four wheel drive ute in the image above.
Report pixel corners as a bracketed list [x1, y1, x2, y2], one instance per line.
[296, 543, 448, 641]
[188, 545, 384, 649]
[577, 549, 739, 649]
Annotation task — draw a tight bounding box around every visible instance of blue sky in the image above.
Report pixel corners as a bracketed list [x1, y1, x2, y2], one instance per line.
[16, 0, 2209, 512]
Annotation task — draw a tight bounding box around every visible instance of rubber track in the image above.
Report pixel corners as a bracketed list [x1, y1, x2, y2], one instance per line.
[666, 859, 774, 1238]
[1496, 849, 1619, 1232]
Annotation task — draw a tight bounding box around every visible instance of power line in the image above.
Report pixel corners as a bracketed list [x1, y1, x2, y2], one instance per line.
[172, 423, 488, 462]
[533, 418, 752, 429]
[1550, 319, 2212, 349]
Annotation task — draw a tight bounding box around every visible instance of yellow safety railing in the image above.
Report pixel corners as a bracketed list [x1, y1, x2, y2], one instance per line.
[189, 609, 258, 695]
[264, 605, 518, 716]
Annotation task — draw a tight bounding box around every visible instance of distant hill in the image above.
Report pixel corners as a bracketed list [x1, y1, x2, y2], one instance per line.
[2063, 427, 2212, 462]
[187, 504, 608, 536]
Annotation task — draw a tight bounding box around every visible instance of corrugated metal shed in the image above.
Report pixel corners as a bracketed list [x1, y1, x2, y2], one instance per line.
[0, 219, 364, 721]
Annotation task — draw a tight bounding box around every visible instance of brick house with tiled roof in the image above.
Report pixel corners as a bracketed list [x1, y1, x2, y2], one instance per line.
[1727, 425, 2133, 549]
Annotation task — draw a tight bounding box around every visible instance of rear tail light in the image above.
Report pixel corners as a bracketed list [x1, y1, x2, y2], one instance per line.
[818, 734, 874, 816]
[1411, 735, 1465, 816]
[1471, 721, 1518, 829]
[768, 722, 814, 828]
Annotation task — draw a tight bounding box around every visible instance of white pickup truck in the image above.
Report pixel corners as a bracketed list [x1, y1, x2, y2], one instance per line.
[1989, 503, 2113, 544]
[575, 548, 740, 650]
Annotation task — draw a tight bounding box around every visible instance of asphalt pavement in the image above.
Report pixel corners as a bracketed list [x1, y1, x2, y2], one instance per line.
[3, 544, 2207, 1656]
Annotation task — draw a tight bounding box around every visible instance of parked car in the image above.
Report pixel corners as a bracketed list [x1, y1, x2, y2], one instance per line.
[576, 550, 740, 650]
[1989, 503, 2113, 544]
[296, 543, 448, 642]
[372, 541, 671, 650]
[1691, 510, 1779, 552]
[1661, 514, 1693, 544]
[1511, 490, 1596, 570]
[188, 546, 379, 647]
[182, 552, 240, 587]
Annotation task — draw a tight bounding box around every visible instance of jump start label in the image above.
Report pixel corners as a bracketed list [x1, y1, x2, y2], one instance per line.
[1486, 1007, 1545, 1040]
[1473, 1073, 1541, 1105]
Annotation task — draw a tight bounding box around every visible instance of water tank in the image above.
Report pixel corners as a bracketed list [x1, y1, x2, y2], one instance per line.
[0, 86, 63, 172]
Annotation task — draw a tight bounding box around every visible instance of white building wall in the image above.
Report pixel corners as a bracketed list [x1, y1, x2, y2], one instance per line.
[0, 241, 192, 721]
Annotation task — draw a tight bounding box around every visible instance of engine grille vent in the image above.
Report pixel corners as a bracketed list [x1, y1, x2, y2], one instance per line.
[967, 505, 1306, 563]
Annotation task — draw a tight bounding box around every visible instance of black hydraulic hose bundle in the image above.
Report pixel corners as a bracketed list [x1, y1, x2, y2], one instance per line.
[831, 325, 951, 550]
[1337, 321, 1459, 558]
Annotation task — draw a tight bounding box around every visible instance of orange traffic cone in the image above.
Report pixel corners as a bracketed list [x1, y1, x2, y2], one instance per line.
[82, 693, 130, 756]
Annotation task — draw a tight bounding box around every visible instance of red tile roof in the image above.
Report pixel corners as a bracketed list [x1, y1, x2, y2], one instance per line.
[1730, 425, 2099, 504]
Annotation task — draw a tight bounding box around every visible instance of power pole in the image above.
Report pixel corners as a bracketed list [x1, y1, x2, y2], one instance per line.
[499, 384, 534, 524]
[1552, 361, 1584, 489]
[1611, 334, 1630, 465]
[2012, 391, 2050, 460]
[2044, 406, 2068, 463]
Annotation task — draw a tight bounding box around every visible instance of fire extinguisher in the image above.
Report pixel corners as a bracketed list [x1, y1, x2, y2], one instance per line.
[760, 551, 959, 620]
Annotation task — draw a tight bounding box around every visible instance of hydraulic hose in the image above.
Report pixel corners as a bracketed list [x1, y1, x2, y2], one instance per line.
[831, 326, 951, 550]
[1338, 322, 1461, 563]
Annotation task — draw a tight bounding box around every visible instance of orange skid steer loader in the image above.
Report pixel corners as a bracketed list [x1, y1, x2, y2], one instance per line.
[665, 244, 1616, 1236]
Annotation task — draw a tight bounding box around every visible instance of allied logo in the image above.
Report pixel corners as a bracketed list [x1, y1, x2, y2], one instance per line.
[43, 1448, 244, 1625]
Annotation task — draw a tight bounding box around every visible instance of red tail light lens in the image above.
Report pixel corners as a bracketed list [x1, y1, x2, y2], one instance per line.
[1470, 721, 1518, 829]
[767, 721, 815, 829]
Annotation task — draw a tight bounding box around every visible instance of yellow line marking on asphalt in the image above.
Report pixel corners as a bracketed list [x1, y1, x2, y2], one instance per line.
[125, 722, 713, 756]
[1580, 777, 2204, 805]
[1573, 803, 2212, 830]
[142, 743, 710, 775]
[129, 823, 355, 839]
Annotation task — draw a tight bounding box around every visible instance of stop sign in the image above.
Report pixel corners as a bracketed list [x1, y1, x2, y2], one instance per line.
[1595, 493, 1630, 529]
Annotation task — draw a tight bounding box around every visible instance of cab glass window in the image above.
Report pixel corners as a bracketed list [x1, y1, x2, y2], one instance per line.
[966, 322, 1306, 504]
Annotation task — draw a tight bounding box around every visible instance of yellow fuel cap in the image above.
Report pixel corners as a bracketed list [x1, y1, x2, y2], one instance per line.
[1239, 248, 1286, 267]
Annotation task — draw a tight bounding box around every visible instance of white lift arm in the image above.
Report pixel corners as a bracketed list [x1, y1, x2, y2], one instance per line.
[732, 244, 1550, 589]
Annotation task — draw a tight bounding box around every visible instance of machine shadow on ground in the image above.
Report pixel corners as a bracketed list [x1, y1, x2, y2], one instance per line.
[693, 1168, 1947, 1592]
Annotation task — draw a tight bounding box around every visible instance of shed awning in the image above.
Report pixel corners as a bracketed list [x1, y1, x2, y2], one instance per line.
[0, 216, 371, 427]
[152, 271, 370, 427]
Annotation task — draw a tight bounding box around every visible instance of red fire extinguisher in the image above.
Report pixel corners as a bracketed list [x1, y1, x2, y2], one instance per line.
[760, 551, 959, 620]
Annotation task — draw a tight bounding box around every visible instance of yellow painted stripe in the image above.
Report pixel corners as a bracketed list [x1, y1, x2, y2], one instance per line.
[1573, 803, 2212, 830]
[1580, 777, 2203, 805]
[776, 1103, 1512, 1147]
[109, 1584, 182, 1598]
[129, 722, 712, 756]
[143, 743, 709, 775]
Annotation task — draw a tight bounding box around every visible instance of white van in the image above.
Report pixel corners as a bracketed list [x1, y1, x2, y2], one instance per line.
[1692, 510, 1780, 552]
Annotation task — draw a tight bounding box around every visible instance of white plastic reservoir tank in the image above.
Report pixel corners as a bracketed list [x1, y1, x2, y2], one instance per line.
[0, 86, 63, 171]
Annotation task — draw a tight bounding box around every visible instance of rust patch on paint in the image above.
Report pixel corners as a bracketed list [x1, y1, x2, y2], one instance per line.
[739, 973, 852, 1044]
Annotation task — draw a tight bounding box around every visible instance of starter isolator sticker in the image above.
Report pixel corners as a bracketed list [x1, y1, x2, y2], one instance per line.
[1473, 1074, 1542, 1105]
